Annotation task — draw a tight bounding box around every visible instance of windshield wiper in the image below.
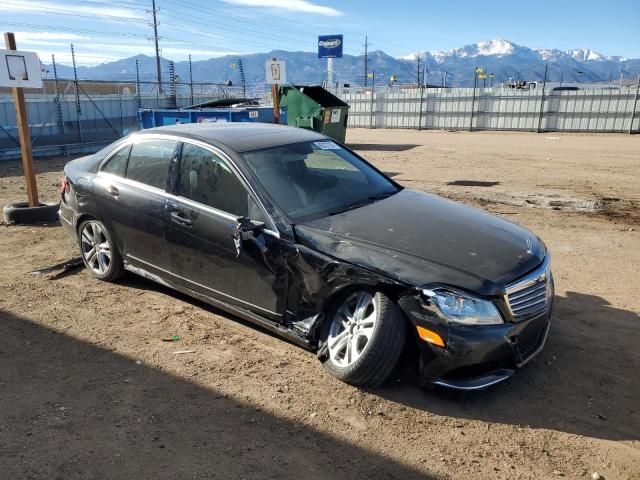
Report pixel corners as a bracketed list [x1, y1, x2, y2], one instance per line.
[328, 199, 373, 216]
[367, 190, 398, 201]
[328, 190, 398, 216]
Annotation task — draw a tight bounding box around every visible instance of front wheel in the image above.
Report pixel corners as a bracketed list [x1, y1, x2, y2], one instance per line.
[78, 219, 123, 282]
[322, 290, 406, 387]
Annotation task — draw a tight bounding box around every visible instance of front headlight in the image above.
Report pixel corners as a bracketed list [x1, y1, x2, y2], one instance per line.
[422, 288, 503, 325]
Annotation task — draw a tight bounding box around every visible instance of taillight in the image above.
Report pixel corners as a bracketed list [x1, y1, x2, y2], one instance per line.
[60, 176, 69, 196]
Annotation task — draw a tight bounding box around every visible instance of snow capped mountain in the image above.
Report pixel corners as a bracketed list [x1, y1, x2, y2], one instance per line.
[427, 39, 517, 63]
[568, 48, 605, 61]
[404, 39, 627, 64]
[46, 39, 639, 88]
[476, 39, 515, 56]
[393, 39, 637, 85]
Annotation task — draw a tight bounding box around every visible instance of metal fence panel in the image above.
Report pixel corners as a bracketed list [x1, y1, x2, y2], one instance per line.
[336, 84, 639, 134]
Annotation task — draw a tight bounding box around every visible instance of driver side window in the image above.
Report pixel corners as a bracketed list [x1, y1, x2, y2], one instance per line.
[178, 143, 250, 217]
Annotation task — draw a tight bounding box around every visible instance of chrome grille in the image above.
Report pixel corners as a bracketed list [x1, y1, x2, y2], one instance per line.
[506, 259, 552, 322]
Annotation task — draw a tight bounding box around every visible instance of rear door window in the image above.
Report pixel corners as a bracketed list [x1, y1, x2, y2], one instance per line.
[178, 143, 248, 217]
[101, 145, 131, 176]
[126, 139, 178, 190]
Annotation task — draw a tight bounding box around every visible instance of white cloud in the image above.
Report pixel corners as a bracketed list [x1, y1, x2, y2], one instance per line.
[15, 31, 89, 42]
[0, 1, 145, 20]
[222, 0, 342, 16]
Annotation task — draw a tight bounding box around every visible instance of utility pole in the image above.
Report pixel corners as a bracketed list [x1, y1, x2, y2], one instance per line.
[51, 54, 64, 133]
[237, 57, 246, 97]
[70, 43, 82, 142]
[537, 63, 548, 133]
[150, 0, 162, 93]
[363, 35, 370, 87]
[4, 32, 39, 207]
[188, 54, 194, 105]
[416, 52, 421, 86]
[135, 59, 142, 109]
[629, 75, 640, 134]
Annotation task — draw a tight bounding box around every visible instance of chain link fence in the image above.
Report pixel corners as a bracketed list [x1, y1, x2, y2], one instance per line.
[0, 79, 270, 160]
[2, 77, 639, 160]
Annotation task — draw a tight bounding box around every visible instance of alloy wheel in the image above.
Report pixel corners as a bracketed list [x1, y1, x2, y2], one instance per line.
[80, 220, 112, 276]
[327, 291, 377, 368]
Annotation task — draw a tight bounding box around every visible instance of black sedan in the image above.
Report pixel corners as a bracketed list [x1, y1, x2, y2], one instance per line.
[60, 123, 553, 389]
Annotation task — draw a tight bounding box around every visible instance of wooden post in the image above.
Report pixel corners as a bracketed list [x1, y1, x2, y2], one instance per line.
[4, 32, 39, 207]
[271, 58, 280, 124]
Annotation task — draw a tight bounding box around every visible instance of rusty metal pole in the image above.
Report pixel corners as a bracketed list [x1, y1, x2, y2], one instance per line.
[4, 32, 39, 207]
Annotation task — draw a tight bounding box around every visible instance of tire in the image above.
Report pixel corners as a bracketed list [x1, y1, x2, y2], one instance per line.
[322, 290, 406, 387]
[77, 219, 124, 282]
[3, 201, 59, 224]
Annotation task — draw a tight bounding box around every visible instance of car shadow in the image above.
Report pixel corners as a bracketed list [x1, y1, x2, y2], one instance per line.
[0, 308, 433, 479]
[375, 291, 640, 442]
[347, 143, 419, 152]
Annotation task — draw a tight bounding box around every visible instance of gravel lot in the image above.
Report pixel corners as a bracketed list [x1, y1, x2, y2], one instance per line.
[1, 129, 639, 479]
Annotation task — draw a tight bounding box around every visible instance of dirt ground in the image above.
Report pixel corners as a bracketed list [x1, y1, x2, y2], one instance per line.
[1, 129, 639, 480]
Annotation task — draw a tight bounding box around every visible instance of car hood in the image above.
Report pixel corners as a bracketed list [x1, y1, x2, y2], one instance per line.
[294, 189, 546, 297]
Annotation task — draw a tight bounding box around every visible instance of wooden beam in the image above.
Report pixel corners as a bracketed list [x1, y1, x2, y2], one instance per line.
[4, 32, 39, 207]
[270, 57, 280, 125]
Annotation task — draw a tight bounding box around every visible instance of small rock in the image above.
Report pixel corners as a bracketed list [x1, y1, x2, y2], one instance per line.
[309, 412, 317, 419]
[553, 470, 564, 476]
[596, 414, 607, 420]
[591, 473, 603, 480]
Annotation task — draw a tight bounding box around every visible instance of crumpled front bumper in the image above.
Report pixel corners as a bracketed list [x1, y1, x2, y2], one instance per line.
[398, 294, 553, 390]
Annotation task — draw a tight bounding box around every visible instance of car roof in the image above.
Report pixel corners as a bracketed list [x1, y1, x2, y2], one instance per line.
[133, 122, 327, 153]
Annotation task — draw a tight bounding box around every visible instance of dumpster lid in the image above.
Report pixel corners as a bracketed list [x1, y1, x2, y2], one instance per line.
[290, 85, 348, 108]
[182, 98, 260, 109]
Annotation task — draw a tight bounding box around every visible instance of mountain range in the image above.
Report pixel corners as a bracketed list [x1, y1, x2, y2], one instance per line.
[46, 39, 640, 88]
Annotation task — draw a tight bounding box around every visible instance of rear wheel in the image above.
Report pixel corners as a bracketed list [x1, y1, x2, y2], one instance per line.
[323, 290, 406, 387]
[78, 219, 123, 281]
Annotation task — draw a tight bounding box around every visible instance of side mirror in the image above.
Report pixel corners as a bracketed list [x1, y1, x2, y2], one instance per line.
[238, 216, 265, 233]
[232, 217, 265, 258]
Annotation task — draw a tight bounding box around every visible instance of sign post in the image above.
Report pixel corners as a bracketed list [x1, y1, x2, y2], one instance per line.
[265, 57, 286, 124]
[318, 35, 343, 86]
[1, 33, 42, 207]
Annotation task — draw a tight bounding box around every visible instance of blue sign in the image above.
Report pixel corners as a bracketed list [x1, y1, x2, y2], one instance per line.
[318, 35, 343, 58]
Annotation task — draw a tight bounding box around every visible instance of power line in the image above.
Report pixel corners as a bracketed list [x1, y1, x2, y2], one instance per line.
[1, 1, 148, 24]
[0, 21, 149, 39]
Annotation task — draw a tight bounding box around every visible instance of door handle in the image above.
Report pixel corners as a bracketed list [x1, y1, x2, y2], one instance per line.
[105, 185, 119, 197]
[170, 211, 193, 227]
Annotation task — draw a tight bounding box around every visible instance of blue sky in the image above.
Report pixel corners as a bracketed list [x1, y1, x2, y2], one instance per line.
[0, 0, 638, 65]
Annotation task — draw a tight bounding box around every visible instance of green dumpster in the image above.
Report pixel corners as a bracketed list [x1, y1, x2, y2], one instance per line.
[279, 85, 349, 143]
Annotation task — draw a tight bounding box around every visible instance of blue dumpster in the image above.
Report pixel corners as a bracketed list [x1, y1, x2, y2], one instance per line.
[138, 106, 276, 130]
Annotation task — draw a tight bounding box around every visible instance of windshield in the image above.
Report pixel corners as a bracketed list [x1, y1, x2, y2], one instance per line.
[242, 140, 400, 222]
